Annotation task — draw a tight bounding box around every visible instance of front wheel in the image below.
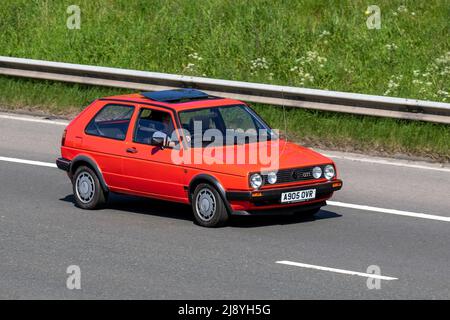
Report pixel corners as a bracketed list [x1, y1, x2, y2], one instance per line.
[72, 166, 107, 209]
[192, 183, 229, 227]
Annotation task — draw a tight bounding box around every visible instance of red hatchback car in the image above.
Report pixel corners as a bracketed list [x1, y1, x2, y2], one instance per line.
[57, 89, 342, 227]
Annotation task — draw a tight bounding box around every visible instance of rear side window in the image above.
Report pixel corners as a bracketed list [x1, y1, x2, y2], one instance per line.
[85, 104, 134, 140]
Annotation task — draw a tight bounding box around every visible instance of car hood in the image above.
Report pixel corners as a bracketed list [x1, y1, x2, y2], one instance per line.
[179, 139, 333, 177]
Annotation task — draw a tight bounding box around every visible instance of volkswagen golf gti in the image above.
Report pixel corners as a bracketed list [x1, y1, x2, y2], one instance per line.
[56, 89, 342, 227]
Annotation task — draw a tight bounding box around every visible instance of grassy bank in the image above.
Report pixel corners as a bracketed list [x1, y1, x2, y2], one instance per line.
[0, 0, 449, 161]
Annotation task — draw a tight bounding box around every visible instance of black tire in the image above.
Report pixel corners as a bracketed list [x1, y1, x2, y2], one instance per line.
[192, 183, 229, 227]
[72, 166, 107, 209]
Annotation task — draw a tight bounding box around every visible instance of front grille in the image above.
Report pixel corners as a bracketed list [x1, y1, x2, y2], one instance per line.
[263, 166, 321, 185]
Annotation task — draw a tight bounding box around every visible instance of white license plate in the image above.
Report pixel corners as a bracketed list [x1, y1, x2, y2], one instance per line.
[281, 189, 316, 203]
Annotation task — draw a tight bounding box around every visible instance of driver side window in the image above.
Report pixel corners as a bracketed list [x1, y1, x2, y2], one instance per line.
[133, 108, 175, 145]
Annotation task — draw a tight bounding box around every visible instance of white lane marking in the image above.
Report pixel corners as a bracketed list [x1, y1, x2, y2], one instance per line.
[276, 261, 398, 281]
[323, 153, 450, 173]
[0, 156, 57, 168]
[328, 201, 450, 222]
[0, 114, 68, 126]
[1, 155, 449, 223]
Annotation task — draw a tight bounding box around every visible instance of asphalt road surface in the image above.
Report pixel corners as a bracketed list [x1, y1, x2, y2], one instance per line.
[0, 112, 449, 299]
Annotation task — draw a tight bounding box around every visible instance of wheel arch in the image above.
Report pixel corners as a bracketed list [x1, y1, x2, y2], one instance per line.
[188, 174, 233, 214]
[70, 155, 109, 193]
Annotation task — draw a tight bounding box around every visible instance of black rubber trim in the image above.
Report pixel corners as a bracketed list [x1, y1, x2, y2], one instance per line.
[69, 155, 109, 193]
[226, 180, 343, 202]
[188, 174, 233, 214]
[56, 158, 71, 172]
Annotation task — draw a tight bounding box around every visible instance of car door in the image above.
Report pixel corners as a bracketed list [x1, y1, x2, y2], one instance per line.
[122, 105, 186, 202]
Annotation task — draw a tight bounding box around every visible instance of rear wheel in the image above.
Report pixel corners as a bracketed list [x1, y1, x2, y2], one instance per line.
[192, 183, 229, 227]
[72, 166, 107, 209]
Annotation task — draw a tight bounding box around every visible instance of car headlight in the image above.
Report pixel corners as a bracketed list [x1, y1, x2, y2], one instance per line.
[324, 165, 335, 180]
[312, 166, 322, 179]
[267, 172, 277, 184]
[250, 173, 263, 189]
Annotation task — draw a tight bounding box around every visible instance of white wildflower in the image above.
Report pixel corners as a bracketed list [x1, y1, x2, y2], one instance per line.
[183, 51, 204, 74]
[385, 43, 398, 51]
[188, 52, 203, 61]
[319, 30, 331, 39]
[289, 51, 327, 85]
[388, 80, 399, 89]
[435, 52, 450, 65]
[384, 75, 403, 94]
[184, 63, 195, 72]
[397, 5, 408, 13]
[250, 57, 269, 71]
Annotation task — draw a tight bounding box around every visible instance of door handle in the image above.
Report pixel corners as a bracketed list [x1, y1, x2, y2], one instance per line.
[126, 147, 138, 154]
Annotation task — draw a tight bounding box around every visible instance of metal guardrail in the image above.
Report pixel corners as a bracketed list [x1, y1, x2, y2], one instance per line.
[0, 56, 449, 124]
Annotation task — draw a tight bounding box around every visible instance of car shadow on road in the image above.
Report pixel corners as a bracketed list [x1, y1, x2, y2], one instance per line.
[228, 210, 342, 228]
[60, 193, 342, 227]
[60, 193, 193, 222]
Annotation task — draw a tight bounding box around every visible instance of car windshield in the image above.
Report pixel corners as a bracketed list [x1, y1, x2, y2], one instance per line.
[178, 104, 278, 147]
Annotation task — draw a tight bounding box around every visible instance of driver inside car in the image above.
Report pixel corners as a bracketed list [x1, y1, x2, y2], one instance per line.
[148, 111, 177, 148]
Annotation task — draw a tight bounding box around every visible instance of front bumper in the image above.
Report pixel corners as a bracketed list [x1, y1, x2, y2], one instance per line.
[226, 179, 343, 215]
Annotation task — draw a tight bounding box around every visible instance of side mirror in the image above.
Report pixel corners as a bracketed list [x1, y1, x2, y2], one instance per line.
[151, 131, 168, 148]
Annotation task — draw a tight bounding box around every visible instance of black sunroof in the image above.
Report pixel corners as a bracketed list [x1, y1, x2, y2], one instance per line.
[141, 89, 209, 103]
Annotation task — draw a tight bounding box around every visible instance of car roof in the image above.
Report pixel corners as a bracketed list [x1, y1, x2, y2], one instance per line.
[101, 89, 245, 112]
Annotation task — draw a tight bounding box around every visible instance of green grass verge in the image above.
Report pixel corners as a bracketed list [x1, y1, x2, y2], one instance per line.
[0, 76, 448, 162]
[0, 0, 448, 161]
